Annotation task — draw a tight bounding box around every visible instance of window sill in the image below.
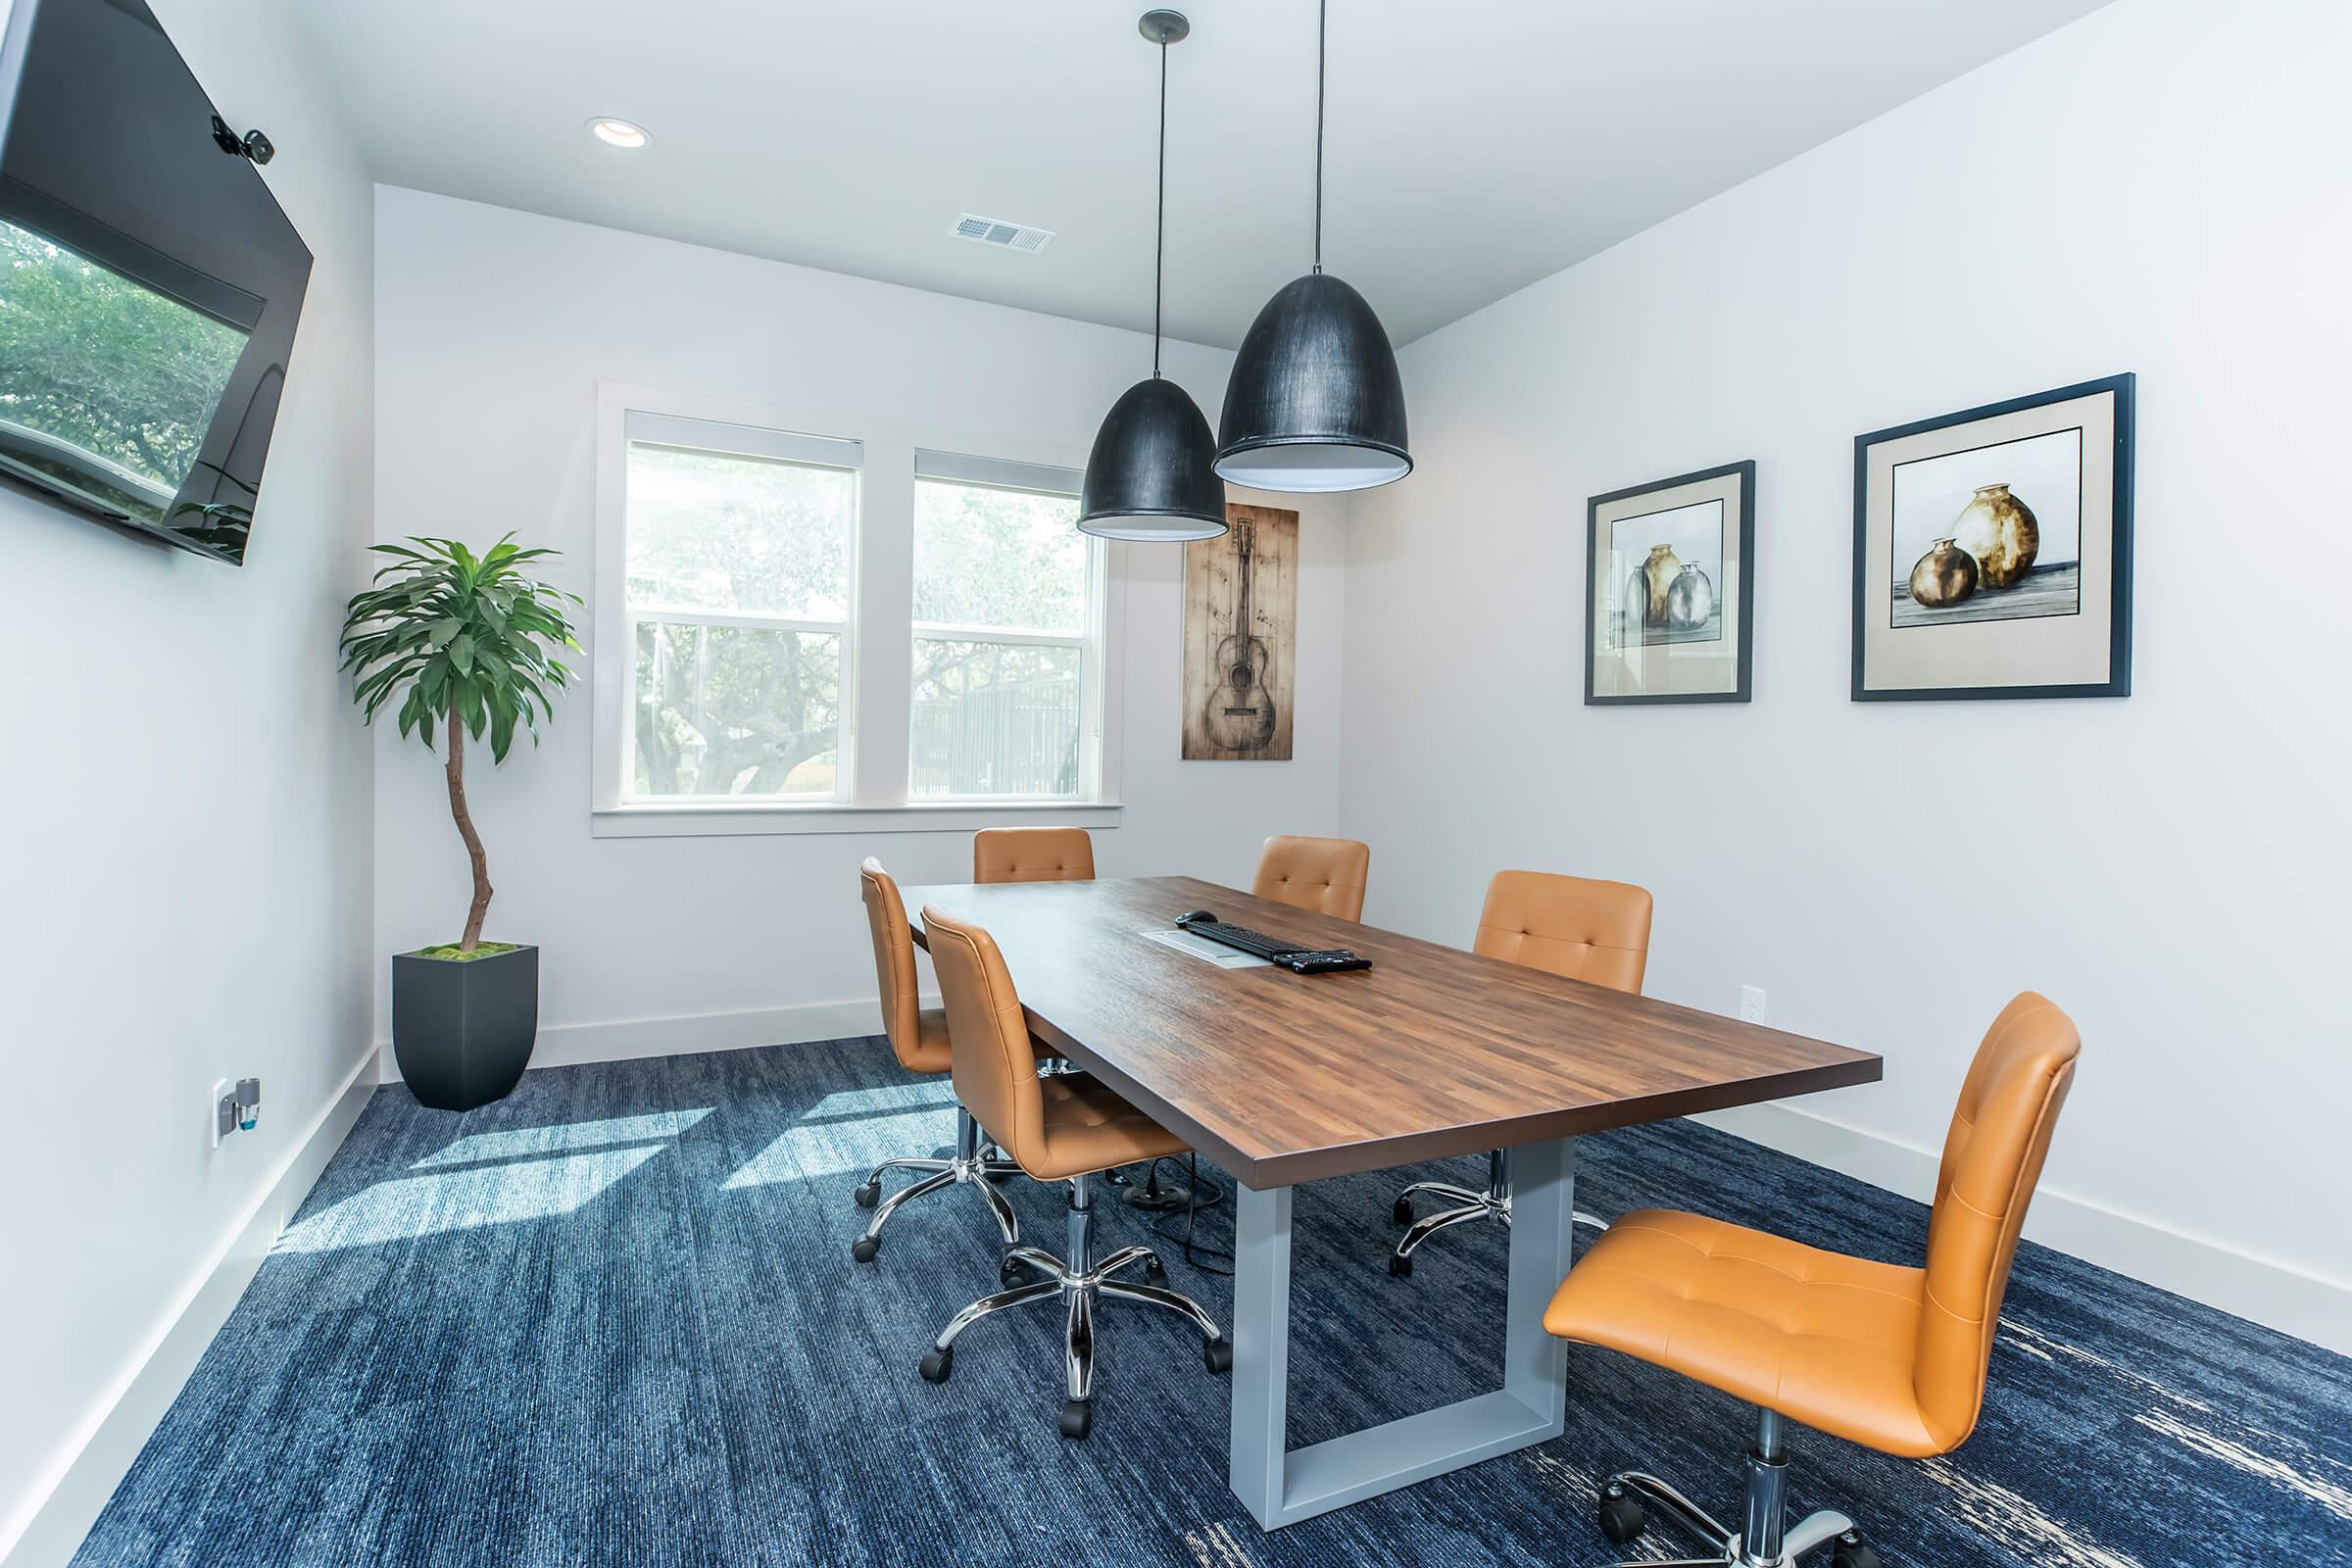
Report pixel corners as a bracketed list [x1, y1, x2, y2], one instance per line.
[589, 800, 1124, 840]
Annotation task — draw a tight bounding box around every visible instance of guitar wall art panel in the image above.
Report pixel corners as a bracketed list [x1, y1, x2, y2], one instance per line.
[1182, 503, 1297, 760]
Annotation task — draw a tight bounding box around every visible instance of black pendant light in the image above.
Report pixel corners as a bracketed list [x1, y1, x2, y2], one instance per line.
[1077, 11, 1228, 541]
[1214, 0, 1409, 493]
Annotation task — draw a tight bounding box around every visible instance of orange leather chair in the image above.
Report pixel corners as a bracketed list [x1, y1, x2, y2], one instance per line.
[972, 826, 1095, 884]
[1389, 869, 1652, 1274]
[1546, 993, 2082, 1568]
[914, 905, 1231, 1439]
[851, 858, 1036, 1263]
[1250, 834, 1371, 921]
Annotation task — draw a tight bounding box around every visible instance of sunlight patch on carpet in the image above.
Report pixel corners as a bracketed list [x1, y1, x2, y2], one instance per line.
[279, 1146, 666, 1251]
[409, 1108, 711, 1169]
[722, 1102, 956, 1186]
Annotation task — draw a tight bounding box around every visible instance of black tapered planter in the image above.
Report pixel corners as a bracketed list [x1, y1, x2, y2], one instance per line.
[391, 945, 539, 1111]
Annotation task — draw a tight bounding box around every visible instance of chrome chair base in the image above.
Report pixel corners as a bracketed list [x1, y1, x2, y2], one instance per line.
[1594, 1410, 1879, 1568]
[916, 1171, 1231, 1439]
[1390, 1148, 1513, 1275]
[1391, 1150, 1615, 1274]
[850, 1104, 1023, 1262]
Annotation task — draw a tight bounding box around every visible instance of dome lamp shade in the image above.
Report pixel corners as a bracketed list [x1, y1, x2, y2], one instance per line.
[1079, 374, 1228, 539]
[1077, 10, 1229, 542]
[1212, 0, 1410, 494]
[1214, 270, 1409, 492]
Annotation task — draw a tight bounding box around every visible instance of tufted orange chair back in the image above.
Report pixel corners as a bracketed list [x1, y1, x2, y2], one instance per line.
[973, 826, 1095, 884]
[1473, 870, 1652, 995]
[1913, 992, 2080, 1450]
[858, 858, 927, 1069]
[922, 906, 1048, 1165]
[1250, 835, 1371, 921]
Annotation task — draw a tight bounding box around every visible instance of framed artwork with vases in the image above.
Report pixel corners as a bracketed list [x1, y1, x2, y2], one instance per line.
[1853, 373, 2134, 701]
[1585, 460, 1755, 705]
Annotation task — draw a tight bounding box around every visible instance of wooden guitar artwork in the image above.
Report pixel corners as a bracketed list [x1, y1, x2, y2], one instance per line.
[1203, 516, 1278, 753]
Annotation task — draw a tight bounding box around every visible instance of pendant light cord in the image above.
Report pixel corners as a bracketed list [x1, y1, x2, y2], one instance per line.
[1312, 0, 1325, 273]
[1153, 32, 1167, 375]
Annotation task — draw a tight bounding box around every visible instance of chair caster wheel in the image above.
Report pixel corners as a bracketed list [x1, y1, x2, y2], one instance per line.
[1058, 1398, 1092, 1440]
[1388, 1250, 1413, 1277]
[1144, 1256, 1169, 1288]
[918, 1347, 953, 1384]
[1597, 1489, 1645, 1544]
[1001, 1253, 1032, 1288]
[851, 1237, 880, 1264]
[1831, 1532, 1882, 1568]
[1393, 1196, 1414, 1224]
[852, 1181, 879, 1209]
[1203, 1338, 1233, 1374]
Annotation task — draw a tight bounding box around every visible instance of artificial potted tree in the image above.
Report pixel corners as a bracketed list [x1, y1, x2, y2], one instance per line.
[341, 536, 583, 1110]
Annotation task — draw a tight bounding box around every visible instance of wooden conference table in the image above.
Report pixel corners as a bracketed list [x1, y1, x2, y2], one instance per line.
[903, 874, 1881, 1531]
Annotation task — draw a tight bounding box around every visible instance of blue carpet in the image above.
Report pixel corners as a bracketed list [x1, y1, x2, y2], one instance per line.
[75, 1039, 2352, 1567]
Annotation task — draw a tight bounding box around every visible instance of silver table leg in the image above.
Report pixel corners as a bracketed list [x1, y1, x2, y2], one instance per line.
[1228, 1136, 1577, 1530]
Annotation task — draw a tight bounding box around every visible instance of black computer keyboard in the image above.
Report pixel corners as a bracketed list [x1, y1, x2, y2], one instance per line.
[1173, 911, 1372, 973]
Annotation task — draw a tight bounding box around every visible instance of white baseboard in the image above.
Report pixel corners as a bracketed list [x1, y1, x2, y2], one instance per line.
[374, 995, 906, 1083]
[1, 1047, 380, 1568]
[1694, 1101, 2352, 1357]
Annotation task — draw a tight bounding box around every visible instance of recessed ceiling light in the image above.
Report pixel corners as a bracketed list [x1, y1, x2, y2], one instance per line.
[587, 118, 649, 149]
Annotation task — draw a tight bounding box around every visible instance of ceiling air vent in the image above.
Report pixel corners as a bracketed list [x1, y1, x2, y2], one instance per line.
[952, 213, 1054, 254]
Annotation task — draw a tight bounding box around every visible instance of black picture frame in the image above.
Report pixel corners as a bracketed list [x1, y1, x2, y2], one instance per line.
[1851, 373, 2134, 702]
[1585, 460, 1757, 706]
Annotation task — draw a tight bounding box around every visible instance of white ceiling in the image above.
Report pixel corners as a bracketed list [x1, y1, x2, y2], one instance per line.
[297, 0, 2110, 350]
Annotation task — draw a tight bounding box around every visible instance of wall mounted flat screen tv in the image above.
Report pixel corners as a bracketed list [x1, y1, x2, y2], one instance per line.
[0, 0, 313, 564]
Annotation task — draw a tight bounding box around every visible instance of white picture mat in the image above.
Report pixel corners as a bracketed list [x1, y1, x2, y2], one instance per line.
[1590, 468, 1746, 698]
[1861, 388, 2116, 692]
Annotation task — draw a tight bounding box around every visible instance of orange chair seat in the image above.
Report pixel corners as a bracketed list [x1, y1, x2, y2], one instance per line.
[899, 1008, 1060, 1076]
[1544, 1208, 1943, 1457]
[1015, 1070, 1188, 1181]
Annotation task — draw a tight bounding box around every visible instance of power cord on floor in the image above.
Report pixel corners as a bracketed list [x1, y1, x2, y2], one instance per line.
[1144, 1152, 1234, 1276]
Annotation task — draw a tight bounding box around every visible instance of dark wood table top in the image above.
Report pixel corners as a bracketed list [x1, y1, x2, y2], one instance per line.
[903, 875, 1881, 1188]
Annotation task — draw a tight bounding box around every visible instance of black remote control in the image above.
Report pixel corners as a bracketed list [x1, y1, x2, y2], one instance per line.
[1279, 950, 1373, 974]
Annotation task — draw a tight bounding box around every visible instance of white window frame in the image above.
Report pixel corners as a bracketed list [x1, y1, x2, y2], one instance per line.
[907, 449, 1108, 806]
[615, 410, 863, 806]
[592, 384, 1125, 837]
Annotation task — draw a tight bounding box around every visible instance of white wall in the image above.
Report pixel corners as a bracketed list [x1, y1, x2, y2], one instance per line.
[0, 0, 377, 1557]
[1341, 0, 2352, 1345]
[370, 188, 1345, 1056]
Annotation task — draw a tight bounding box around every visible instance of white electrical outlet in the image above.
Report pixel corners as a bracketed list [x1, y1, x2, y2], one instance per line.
[1740, 986, 1768, 1024]
[209, 1078, 236, 1148]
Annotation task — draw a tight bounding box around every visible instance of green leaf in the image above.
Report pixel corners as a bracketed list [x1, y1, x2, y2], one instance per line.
[488, 689, 516, 762]
[448, 634, 474, 675]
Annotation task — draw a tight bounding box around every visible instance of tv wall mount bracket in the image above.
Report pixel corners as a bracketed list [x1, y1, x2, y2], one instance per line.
[211, 114, 274, 166]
